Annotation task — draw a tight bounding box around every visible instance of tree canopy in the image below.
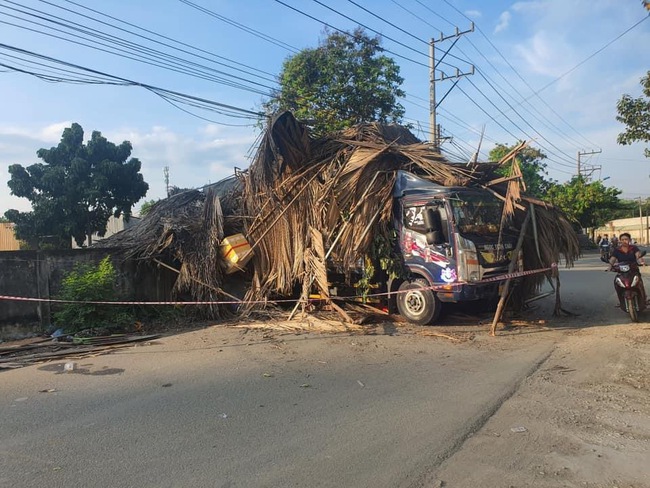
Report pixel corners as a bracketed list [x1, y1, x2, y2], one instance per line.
[263, 28, 405, 135]
[616, 70, 650, 157]
[139, 199, 159, 217]
[5, 123, 149, 248]
[488, 142, 553, 198]
[546, 176, 622, 230]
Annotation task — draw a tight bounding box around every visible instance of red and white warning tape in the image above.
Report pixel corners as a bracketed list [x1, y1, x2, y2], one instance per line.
[0, 264, 556, 306]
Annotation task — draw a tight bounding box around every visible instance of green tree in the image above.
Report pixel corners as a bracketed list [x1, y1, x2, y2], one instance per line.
[53, 256, 133, 332]
[616, 70, 650, 157]
[610, 198, 642, 220]
[488, 142, 553, 198]
[264, 28, 405, 135]
[0, 216, 8, 223]
[5, 123, 149, 248]
[546, 176, 622, 230]
[139, 199, 159, 217]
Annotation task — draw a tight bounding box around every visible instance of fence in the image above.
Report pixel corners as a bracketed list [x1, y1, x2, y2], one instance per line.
[0, 249, 176, 332]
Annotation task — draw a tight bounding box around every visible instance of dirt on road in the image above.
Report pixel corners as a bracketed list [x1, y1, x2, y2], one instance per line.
[3, 254, 649, 487]
[184, 295, 650, 488]
[228, 259, 650, 487]
[429, 321, 650, 488]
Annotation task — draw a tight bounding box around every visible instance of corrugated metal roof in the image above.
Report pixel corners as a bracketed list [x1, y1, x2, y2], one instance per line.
[0, 223, 21, 250]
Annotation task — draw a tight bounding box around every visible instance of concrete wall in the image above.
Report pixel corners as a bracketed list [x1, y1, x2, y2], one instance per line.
[72, 215, 142, 248]
[0, 249, 176, 336]
[595, 216, 650, 245]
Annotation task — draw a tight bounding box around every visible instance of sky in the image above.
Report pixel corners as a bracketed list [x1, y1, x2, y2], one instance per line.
[1, 0, 649, 215]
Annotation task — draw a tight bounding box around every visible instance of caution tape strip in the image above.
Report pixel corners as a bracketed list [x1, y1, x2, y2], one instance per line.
[0, 265, 556, 306]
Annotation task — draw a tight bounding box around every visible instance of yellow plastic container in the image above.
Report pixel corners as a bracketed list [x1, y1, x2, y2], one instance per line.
[220, 233, 253, 274]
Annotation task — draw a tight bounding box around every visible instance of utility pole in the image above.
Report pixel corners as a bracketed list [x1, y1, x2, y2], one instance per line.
[576, 149, 601, 177]
[163, 166, 170, 197]
[639, 197, 647, 245]
[429, 24, 474, 149]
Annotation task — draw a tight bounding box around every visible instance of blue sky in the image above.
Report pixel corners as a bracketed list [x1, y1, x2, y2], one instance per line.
[1, 0, 649, 214]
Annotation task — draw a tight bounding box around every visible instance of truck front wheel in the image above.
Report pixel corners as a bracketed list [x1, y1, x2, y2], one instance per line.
[396, 279, 441, 325]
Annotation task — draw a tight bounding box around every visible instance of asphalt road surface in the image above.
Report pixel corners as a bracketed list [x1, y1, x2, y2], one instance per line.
[0, 252, 627, 488]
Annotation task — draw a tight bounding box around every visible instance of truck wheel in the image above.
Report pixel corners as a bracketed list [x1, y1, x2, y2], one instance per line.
[396, 279, 441, 325]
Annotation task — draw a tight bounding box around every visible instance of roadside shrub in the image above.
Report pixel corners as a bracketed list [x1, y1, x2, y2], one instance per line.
[53, 256, 134, 333]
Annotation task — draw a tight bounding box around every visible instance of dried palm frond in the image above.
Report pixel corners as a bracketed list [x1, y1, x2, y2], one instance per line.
[97, 111, 580, 321]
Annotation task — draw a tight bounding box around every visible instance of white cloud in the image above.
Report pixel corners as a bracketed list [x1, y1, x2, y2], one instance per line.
[0, 122, 260, 214]
[511, 1, 547, 13]
[464, 10, 482, 19]
[514, 31, 575, 79]
[494, 11, 512, 34]
[105, 124, 258, 200]
[39, 122, 72, 143]
[0, 121, 71, 143]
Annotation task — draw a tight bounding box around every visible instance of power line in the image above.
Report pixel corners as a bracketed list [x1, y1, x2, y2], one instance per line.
[343, 0, 585, 165]
[532, 15, 650, 97]
[0, 17, 273, 96]
[271, 0, 433, 70]
[382, 0, 596, 153]
[459, 42, 591, 150]
[468, 70, 577, 168]
[0, 2, 276, 94]
[311, 0, 429, 58]
[346, 0, 428, 47]
[0, 42, 265, 122]
[60, 0, 278, 79]
[179, 0, 300, 53]
[439, 0, 644, 149]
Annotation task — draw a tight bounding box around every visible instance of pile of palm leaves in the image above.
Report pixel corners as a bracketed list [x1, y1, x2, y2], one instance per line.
[98, 111, 580, 319]
[96, 179, 243, 315]
[241, 112, 473, 304]
[241, 112, 579, 313]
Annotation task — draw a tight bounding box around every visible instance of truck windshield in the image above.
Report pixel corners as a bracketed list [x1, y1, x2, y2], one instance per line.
[449, 194, 503, 235]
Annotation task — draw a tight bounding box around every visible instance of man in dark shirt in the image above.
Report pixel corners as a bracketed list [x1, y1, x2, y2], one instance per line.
[609, 232, 644, 267]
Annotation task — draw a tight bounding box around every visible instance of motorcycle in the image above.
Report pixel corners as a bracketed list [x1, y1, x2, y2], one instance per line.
[603, 251, 647, 322]
[600, 243, 611, 261]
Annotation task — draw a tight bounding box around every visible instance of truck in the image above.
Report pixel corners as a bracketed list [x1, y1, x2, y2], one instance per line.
[384, 171, 519, 325]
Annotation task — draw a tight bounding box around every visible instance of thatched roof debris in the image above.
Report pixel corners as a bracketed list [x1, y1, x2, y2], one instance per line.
[97, 111, 580, 321]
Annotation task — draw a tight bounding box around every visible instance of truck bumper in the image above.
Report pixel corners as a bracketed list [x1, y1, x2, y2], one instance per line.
[436, 282, 501, 303]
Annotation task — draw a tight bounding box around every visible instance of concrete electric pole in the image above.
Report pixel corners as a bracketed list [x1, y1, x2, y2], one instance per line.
[576, 149, 601, 178]
[429, 24, 474, 150]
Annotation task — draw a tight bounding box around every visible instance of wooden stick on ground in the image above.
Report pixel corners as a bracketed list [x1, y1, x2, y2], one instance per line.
[418, 331, 461, 342]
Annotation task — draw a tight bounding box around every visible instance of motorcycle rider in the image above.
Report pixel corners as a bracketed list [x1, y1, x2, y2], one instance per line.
[610, 234, 619, 253]
[608, 233, 644, 268]
[608, 232, 647, 311]
[599, 233, 610, 260]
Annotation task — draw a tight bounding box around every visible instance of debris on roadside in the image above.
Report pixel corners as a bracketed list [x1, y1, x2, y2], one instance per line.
[0, 334, 161, 369]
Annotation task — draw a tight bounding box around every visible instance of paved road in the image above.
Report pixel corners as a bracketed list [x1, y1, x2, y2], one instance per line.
[0, 252, 624, 488]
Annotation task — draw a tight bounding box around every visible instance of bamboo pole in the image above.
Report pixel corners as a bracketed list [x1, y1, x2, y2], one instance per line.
[553, 264, 563, 316]
[490, 210, 531, 336]
[247, 170, 323, 254]
[288, 172, 382, 321]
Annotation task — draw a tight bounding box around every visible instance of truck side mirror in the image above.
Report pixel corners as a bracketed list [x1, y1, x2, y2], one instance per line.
[423, 208, 444, 245]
